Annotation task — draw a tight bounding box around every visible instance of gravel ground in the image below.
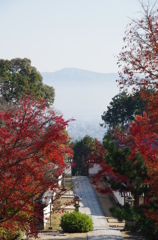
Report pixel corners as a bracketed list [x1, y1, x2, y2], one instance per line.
[29, 232, 87, 240]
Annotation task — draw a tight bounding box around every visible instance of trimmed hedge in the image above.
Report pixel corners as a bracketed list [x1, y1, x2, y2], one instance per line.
[60, 211, 93, 233]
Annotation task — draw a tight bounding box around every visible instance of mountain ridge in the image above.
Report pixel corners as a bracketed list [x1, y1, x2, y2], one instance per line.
[42, 67, 117, 75]
[41, 68, 118, 85]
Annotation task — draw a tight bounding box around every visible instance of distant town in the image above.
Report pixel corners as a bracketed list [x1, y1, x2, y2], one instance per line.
[42, 68, 119, 142]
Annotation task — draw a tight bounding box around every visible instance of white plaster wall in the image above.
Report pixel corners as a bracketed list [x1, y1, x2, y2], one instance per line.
[113, 190, 124, 206]
[43, 191, 56, 227]
[43, 199, 51, 228]
[89, 163, 101, 176]
[58, 174, 62, 187]
[64, 163, 72, 177]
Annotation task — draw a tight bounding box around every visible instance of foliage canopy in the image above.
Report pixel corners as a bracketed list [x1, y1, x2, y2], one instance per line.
[101, 91, 145, 128]
[0, 96, 72, 237]
[0, 58, 55, 106]
[71, 135, 95, 176]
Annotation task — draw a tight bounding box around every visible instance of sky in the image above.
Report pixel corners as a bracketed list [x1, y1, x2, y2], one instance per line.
[0, 0, 156, 74]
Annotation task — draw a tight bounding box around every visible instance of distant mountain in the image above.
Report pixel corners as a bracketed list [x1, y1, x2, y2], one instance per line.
[42, 68, 118, 85]
[41, 68, 120, 141]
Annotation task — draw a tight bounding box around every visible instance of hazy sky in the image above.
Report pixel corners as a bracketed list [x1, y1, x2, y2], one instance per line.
[0, 0, 157, 73]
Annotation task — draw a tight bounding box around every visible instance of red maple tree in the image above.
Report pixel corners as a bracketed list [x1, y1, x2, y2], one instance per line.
[0, 96, 73, 237]
[117, 2, 158, 91]
[86, 5, 158, 233]
[116, 2, 158, 231]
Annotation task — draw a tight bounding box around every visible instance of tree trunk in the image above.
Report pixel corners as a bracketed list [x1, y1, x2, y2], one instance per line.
[134, 191, 139, 207]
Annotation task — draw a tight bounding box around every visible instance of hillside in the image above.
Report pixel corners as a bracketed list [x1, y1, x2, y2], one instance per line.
[42, 68, 118, 84]
[41, 68, 120, 141]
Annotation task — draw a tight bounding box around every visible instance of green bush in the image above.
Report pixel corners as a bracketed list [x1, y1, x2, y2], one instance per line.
[110, 203, 158, 240]
[60, 211, 93, 233]
[110, 203, 137, 221]
[0, 229, 24, 240]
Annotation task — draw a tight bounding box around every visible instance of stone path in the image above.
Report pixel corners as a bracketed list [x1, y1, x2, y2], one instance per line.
[72, 176, 123, 240]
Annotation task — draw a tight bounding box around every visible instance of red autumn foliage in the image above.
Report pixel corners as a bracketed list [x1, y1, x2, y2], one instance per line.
[117, 3, 158, 91]
[85, 139, 113, 194]
[116, 2, 158, 228]
[0, 96, 73, 236]
[117, 111, 158, 224]
[85, 139, 105, 164]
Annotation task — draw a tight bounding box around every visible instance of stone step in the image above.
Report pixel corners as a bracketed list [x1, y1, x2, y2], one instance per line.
[62, 195, 74, 198]
[52, 205, 75, 211]
[107, 218, 125, 223]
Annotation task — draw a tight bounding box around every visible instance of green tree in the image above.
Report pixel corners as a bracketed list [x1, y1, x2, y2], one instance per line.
[101, 91, 145, 129]
[101, 121, 158, 239]
[72, 135, 95, 176]
[103, 134, 148, 205]
[0, 58, 55, 105]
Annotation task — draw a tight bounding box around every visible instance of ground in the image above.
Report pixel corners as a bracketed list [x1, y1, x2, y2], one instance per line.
[30, 230, 146, 240]
[29, 177, 147, 240]
[121, 231, 147, 240]
[33, 232, 87, 240]
[91, 180, 147, 240]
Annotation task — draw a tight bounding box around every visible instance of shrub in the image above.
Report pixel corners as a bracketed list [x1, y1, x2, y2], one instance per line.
[110, 203, 147, 222]
[0, 229, 24, 240]
[110, 203, 158, 240]
[60, 211, 93, 233]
